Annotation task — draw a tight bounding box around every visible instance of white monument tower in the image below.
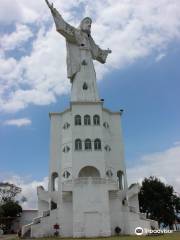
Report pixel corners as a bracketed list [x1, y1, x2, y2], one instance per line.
[22, 1, 157, 237]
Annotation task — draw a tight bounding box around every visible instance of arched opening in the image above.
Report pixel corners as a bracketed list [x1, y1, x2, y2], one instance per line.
[75, 139, 82, 150]
[84, 115, 91, 125]
[117, 170, 124, 190]
[83, 82, 88, 90]
[78, 166, 100, 178]
[51, 201, 57, 210]
[85, 139, 92, 150]
[51, 172, 58, 191]
[75, 115, 81, 125]
[94, 138, 101, 150]
[93, 115, 100, 125]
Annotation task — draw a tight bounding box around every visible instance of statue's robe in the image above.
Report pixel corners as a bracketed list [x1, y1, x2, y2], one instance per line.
[51, 8, 108, 82]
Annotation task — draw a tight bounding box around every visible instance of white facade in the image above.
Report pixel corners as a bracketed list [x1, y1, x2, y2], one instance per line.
[22, 101, 158, 237]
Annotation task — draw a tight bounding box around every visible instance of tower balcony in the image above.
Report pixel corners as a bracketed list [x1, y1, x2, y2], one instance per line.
[62, 177, 119, 192]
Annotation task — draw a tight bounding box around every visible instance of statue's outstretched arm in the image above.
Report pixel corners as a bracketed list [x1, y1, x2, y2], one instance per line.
[45, 0, 76, 42]
[89, 34, 111, 63]
[96, 48, 112, 64]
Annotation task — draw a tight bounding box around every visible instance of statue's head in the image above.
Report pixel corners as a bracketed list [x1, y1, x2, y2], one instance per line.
[79, 17, 92, 35]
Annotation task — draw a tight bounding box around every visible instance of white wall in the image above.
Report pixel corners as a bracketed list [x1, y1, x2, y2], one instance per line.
[12, 210, 37, 233]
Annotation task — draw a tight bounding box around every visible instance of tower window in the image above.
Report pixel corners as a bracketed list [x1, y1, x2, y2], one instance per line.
[84, 115, 91, 125]
[75, 115, 81, 125]
[51, 172, 58, 191]
[63, 146, 70, 153]
[85, 139, 92, 150]
[75, 139, 82, 150]
[94, 138, 101, 150]
[63, 122, 70, 129]
[93, 115, 100, 125]
[63, 171, 71, 179]
[104, 145, 111, 152]
[103, 122, 109, 128]
[117, 170, 125, 190]
[106, 169, 113, 177]
[83, 82, 88, 90]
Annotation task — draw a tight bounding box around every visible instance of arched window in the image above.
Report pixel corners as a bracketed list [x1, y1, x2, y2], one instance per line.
[84, 115, 91, 125]
[51, 172, 58, 191]
[117, 170, 125, 190]
[93, 115, 100, 125]
[85, 139, 92, 150]
[94, 138, 101, 150]
[75, 139, 82, 150]
[75, 115, 81, 125]
[83, 82, 88, 90]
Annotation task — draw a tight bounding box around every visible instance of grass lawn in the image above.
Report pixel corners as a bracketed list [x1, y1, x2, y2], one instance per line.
[8, 232, 180, 240]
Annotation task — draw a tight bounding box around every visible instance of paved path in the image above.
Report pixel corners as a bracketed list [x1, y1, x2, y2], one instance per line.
[0, 234, 17, 240]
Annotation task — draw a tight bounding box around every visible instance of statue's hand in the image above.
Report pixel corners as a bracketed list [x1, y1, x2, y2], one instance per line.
[106, 48, 112, 54]
[45, 0, 61, 17]
[104, 49, 112, 55]
[45, 0, 53, 10]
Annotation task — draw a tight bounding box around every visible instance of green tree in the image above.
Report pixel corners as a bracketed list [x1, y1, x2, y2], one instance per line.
[139, 176, 180, 228]
[0, 206, 4, 217]
[1, 201, 22, 218]
[0, 182, 21, 203]
[0, 182, 22, 233]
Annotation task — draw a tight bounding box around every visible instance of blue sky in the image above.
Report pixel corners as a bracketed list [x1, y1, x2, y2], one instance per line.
[0, 0, 180, 208]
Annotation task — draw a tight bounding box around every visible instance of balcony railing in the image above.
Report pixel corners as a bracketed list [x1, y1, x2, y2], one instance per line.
[42, 210, 50, 217]
[33, 217, 41, 224]
[75, 177, 117, 184]
[62, 177, 118, 191]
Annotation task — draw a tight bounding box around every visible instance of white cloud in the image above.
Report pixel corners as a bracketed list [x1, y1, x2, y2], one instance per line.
[0, 27, 70, 113]
[0, 0, 180, 113]
[127, 144, 180, 194]
[3, 118, 32, 127]
[0, 0, 23, 25]
[19, 177, 48, 210]
[0, 173, 48, 209]
[155, 53, 166, 62]
[1, 24, 33, 51]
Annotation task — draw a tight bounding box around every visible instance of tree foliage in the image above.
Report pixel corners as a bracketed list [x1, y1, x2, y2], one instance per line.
[139, 176, 180, 228]
[0, 182, 21, 204]
[1, 201, 22, 218]
[0, 182, 22, 232]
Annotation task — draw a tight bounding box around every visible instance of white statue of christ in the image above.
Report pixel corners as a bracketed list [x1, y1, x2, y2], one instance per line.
[45, 0, 111, 101]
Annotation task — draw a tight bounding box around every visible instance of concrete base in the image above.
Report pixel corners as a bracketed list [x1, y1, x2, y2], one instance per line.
[22, 183, 158, 238]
